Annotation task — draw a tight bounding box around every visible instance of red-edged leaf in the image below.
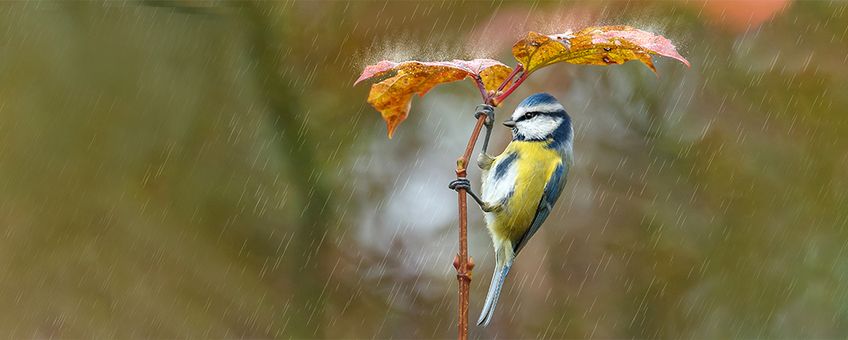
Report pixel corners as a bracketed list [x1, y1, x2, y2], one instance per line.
[513, 25, 689, 74]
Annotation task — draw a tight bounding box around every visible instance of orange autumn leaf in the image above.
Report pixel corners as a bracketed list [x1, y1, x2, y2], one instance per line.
[355, 59, 511, 138]
[513, 25, 690, 75]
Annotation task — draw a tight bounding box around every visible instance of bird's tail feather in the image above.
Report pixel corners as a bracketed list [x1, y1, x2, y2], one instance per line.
[477, 246, 514, 327]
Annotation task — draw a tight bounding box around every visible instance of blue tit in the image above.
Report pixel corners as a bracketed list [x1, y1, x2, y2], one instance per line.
[450, 93, 574, 327]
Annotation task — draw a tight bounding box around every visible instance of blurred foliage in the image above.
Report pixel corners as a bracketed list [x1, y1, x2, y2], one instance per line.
[0, 1, 846, 338]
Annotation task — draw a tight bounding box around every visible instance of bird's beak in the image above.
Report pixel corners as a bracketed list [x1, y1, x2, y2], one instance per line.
[503, 119, 516, 128]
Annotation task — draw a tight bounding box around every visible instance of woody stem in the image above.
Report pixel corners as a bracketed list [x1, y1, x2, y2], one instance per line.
[453, 108, 487, 340]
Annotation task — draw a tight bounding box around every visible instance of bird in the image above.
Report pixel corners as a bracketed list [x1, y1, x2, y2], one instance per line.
[449, 92, 574, 327]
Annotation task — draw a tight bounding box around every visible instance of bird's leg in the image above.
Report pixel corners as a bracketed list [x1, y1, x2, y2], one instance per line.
[475, 104, 495, 170]
[448, 178, 502, 213]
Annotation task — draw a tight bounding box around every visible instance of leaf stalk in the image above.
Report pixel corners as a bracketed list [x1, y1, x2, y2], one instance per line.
[492, 69, 529, 106]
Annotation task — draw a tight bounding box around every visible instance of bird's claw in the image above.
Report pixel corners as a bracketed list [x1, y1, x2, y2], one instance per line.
[449, 178, 471, 191]
[474, 104, 495, 128]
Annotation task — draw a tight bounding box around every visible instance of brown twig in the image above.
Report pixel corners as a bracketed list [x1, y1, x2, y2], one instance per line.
[453, 63, 525, 339]
[453, 114, 486, 340]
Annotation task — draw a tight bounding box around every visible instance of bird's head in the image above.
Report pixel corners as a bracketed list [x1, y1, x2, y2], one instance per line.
[503, 93, 572, 145]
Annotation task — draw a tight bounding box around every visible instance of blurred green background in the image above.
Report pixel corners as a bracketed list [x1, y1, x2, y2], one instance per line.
[0, 0, 846, 338]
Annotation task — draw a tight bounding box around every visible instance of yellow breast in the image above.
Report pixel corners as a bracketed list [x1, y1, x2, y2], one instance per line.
[484, 141, 562, 243]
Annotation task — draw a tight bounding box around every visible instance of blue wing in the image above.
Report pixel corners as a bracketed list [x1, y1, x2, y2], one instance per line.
[512, 162, 567, 254]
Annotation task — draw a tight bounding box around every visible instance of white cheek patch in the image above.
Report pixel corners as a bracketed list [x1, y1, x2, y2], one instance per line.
[512, 102, 565, 120]
[517, 116, 563, 140]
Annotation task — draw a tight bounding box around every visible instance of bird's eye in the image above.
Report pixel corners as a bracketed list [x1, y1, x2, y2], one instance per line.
[524, 112, 537, 119]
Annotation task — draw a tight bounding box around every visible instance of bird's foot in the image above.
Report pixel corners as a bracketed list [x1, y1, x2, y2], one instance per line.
[450, 178, 493, 212]
[477, 153, 495, 170]
[474, 104, 495, 129]
[475, 104, 495, 156]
